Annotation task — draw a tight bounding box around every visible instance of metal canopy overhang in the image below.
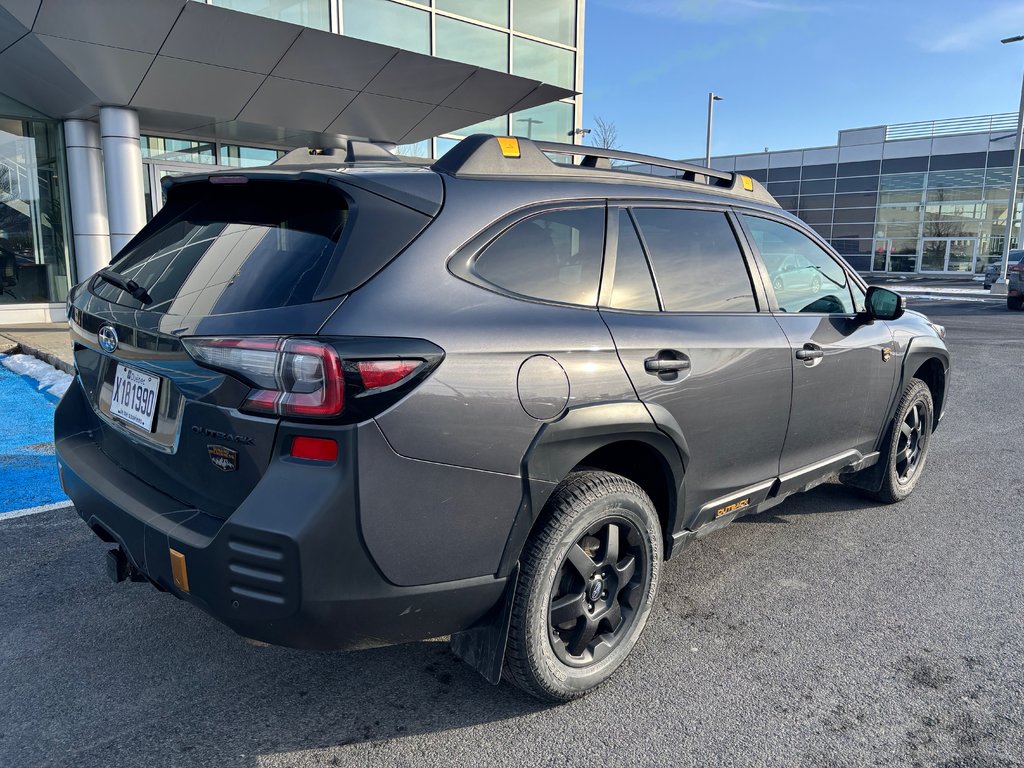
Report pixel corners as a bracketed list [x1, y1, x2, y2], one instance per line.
[0, 0, 576, 146]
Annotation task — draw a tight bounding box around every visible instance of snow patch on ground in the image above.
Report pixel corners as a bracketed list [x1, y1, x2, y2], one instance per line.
[0, 354, 74, 398]
[894, 286, 991, 296]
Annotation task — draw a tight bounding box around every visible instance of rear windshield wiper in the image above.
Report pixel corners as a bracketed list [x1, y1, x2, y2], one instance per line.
[96, 268, 152, 305]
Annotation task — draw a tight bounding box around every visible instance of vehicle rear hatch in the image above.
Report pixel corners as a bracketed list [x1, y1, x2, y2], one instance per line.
[68, 166, 441, 518]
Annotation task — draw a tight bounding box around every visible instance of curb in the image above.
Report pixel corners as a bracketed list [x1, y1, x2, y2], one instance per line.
[0, 336, 75, 375]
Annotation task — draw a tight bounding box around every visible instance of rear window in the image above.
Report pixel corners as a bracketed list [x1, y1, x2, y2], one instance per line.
[631, 208, 757, 313]
[91, 181, 348, 315]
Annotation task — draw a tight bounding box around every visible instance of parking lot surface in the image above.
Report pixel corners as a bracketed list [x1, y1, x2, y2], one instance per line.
[1, 299, 1022, 768]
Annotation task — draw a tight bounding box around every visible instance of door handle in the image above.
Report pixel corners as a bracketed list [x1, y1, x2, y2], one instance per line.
[644, 358, 691, 373]
[644, 355, 691, 374]
[795, 344, 824, 361]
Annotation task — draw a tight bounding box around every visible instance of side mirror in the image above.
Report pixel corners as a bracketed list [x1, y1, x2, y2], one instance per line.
[865, 285, 906, 321]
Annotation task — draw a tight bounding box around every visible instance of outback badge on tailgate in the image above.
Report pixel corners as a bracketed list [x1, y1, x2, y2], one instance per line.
[207, 444, 238, 472]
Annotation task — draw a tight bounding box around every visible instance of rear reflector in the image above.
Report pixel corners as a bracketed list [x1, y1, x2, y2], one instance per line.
[290, 436, 338, 462]
[357, 360, 421, 391]
[169, 548, 190, 592]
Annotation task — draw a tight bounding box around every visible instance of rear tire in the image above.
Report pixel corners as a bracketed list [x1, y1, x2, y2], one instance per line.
[870, 378, 933, 504]
[504, 471, 662, 703]
[1008, 296, 1023, 311]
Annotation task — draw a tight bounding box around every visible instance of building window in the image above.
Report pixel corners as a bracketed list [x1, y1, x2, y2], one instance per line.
[219, 145, 286, 167]
[342, 0, 430, 54]
[140, 136, 216, 164]
[510, 101, 573, 143]
[513, 0, 576, 45]
[397, 140, 431, 158]
[209, 0, 330, 30]
[449, 115, 509, 137]
[436, 0, 508, 27]
[0, 118, 70, 305]
[513, 36, 574, 90]
[436, 137, 461, 157]
[436, 16, 508, 71]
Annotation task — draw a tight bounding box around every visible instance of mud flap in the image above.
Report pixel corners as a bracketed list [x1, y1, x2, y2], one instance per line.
[449, 563, 519, 685]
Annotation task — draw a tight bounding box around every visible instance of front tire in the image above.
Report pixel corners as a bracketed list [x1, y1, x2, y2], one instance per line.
[870, 378, 934, 504]
[504, 471, 662, 702]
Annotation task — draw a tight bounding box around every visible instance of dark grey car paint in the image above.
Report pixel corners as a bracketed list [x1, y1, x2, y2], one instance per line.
[58, 155, 950, 652]
[771, 313, 897, 473]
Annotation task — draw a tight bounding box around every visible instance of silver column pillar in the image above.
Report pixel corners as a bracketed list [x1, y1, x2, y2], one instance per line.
[63, 119, 111, 281]
[99, 106, 146, 256]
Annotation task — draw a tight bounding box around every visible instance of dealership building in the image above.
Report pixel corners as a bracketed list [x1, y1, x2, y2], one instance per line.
[689, 113, 1024, 276]
[0, 0, 582, 324]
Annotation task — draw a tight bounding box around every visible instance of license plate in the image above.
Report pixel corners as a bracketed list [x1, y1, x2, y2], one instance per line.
[109, 363, 160, 432]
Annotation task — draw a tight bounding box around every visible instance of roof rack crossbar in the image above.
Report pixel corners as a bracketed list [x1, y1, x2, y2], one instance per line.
[532, 140, 734, 186]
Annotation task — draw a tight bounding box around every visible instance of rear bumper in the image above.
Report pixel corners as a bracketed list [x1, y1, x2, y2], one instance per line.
[54, 379, 505, 651]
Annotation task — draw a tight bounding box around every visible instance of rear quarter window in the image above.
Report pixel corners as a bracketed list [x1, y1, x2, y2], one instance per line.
[471, 207, 606, 306]
[91, 181, 348, 315]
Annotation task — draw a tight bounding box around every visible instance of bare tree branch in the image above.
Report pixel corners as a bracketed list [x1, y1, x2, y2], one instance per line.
[588, 116, 620, 150]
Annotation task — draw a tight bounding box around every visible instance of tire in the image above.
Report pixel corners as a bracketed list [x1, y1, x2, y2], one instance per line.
[1008, 296, 1023, 311]
[870, 378, 934, 504]
[504, 471, 662, 702]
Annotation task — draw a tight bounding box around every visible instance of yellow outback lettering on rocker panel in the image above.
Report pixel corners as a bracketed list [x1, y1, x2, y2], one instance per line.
[715, 498, 750, 519]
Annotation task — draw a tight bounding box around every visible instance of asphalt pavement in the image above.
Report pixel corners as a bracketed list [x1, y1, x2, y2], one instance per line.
[1, 298, 1022, 768]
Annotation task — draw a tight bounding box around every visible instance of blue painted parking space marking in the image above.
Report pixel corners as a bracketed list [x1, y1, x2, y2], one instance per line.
[0, 354, 69, 515]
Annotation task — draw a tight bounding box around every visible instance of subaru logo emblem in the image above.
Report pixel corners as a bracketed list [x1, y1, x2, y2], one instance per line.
[98, 325, 118, 354]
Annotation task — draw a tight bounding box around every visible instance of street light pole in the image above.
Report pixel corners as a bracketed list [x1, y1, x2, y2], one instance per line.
[993, 34, 1024, 295]
[705, 92, 723, 168]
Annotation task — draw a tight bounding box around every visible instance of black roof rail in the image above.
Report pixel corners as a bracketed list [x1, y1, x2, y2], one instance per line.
[431, 134, 779, 206]
[533, 140, 734, 186]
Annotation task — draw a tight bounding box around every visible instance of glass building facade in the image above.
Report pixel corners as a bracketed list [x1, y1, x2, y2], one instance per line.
[694, 114, 1024, 275]
[207, 0, 584, 157]
[0, 98, 71, 309]
[0, 0, 582, 316]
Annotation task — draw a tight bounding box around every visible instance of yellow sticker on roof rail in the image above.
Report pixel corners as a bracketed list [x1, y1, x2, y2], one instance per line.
[740, 175, 754, 192]
[497, 137, 521, 158]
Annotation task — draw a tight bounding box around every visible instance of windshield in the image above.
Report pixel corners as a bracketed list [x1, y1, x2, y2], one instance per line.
[91, 181, 348, 315]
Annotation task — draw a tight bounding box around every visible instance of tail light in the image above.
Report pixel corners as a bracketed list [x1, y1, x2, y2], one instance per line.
[182, 337, 428, 419]
[1010, 262, 1023, 273]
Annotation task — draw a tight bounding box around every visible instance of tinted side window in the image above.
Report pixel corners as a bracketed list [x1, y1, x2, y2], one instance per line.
[609, 210, 659, 311]
[473, 207, 605, 306]
[742, 215, 855, 314]
[631, 208, 756, 312]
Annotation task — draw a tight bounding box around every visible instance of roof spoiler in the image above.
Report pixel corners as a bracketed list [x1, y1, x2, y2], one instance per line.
[431, 134, 779, 206]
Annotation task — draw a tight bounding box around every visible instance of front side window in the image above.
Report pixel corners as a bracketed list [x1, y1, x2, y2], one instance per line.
[472, 207, 605, 306]
[630, 208, 757, 313]
[742, 215, 856, 314]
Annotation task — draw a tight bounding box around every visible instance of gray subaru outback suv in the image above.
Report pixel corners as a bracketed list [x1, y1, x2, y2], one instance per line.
[55, 134, 950, 702]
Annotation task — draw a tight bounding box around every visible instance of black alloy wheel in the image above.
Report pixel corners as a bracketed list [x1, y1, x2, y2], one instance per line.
[870, 377, 934, 503]
[504, 471, 662, 702]
[895, 399, 927, 485]
[548, 517, 647, 666]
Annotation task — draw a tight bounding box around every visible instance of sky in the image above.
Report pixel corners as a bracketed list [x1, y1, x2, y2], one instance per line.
[581, 0, 1024, 160]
